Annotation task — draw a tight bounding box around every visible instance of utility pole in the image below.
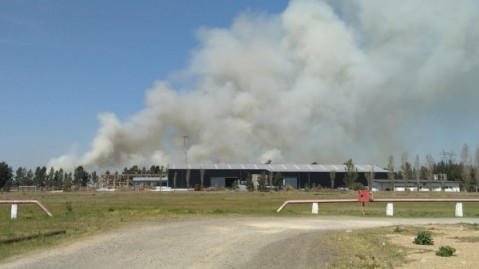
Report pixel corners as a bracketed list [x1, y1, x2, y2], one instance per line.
[183, 134, 189, 164]
[441, 150, 456, 163]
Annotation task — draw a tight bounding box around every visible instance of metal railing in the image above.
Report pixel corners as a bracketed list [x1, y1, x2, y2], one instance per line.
[277, 190, 479, 215]
[0, 200, 53, 217]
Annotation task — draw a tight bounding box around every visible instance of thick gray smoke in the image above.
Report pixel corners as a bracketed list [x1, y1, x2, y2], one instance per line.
[49, 0, 479, 170]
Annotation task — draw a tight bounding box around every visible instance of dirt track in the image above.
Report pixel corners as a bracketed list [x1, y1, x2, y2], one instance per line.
[1, 217, 479, 269]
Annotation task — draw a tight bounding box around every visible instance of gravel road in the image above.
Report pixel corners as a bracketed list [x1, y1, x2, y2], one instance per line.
[2, 217, 479, 269]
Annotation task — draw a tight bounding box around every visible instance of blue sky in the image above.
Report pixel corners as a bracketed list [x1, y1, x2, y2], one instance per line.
[0, 0, 289, 169]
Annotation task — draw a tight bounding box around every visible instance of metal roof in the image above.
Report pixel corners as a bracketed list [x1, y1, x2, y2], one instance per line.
[168, 163, 387, 173]
[373, 179, 461, 183]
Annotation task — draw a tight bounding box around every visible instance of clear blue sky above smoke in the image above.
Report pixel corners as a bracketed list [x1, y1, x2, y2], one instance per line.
[0, 0, 288, 169]
[1, 0, 478, 171]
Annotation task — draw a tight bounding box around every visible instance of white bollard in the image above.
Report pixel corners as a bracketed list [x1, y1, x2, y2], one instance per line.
[455, 203, 463, 217]
[386, 203, 394, 216]
[312, 202, 319, 214]
[11, 204, 18, 219]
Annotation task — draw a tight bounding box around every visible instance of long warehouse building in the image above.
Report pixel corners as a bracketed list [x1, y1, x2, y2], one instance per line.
[167, 163, 387, 189]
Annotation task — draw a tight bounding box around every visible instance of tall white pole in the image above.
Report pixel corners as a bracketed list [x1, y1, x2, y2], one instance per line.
[183, 134, 189, 164]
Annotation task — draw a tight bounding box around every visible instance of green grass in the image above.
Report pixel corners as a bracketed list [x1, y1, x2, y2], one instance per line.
[1, 190, 479, 261]
[321, 226, 409, 268]
[322, 225, 452, 268]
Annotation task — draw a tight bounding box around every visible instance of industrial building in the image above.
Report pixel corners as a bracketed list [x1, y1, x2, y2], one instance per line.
[372, 179, 461, 192]
[166, 163, 387, 189]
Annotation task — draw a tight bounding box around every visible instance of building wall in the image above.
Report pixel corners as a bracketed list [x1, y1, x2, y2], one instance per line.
[167, 168, 387, 189]
[373, 180, 460, 192]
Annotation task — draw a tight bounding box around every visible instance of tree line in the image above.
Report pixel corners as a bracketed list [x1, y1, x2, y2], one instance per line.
[0, 163, 165, 191]
[1, 144, 478, 191]
[385, 144, 479, 191]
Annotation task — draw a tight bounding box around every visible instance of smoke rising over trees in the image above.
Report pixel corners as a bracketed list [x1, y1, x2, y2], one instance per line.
[45, 0, 479, 171]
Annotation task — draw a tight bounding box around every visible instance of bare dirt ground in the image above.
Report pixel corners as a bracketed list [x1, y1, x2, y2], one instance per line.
[1, 217, 479, 269]
[392, 224, 479, 269]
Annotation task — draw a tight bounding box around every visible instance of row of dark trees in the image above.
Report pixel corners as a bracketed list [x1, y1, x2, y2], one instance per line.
[341, 157, 478, 192]
[384, 145, 479, 191]
[9, 166, 97, 190]
[0, 163, 165, 191]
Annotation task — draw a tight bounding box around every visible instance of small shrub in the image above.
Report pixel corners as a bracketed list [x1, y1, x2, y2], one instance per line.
[245, 175, 255, 192]
[65, 201, 73, 213]
[394, 226, 405, 233]
[436, 245, 456, 257]
[212, 209, 225, 214]
[351, 182, 366, 190]
[231, 180, 238, 190]
[257, 173, 268, 192]
[355, 254, 382, 269]
[63, 180, 72, 192]
[413, 230, 434, 245]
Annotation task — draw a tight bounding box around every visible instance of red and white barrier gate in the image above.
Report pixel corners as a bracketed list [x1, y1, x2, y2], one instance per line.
[0, 200, 53, 218]
[277, 190, 479, 217]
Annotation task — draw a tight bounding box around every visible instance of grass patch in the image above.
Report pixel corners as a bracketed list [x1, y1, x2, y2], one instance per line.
[320, 227, 408, 268]
[452, 236, 479, 243]
[1, 190, 479, 262]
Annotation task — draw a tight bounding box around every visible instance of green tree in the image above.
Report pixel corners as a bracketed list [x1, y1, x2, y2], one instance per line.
[74, 166, 90, 187]
[461, 144, 472, 191]
[63, 172, 73, 192]
[231, 180, 239, 190]
[245, 173, 254, 192]
[15, 167, 27, 186]
[387, 155, 395, 191]
[124, 165, 139, 174]
[186, 169, 191, 189]
[435, 160, 461, 182]
[26, 169, 34, 185]
[272, 172, 282, 191]
[34, 166, 47, 187]
[400, 152, 412, 190]
[149, 165, 161, 174]
[91, 171, 98, 185]
[200, 168, 205, 189]
[257, 172, 268, 192]
[343, 159, 358, 188]
[46, 167, 55, 189]
[414, 155, 421, 191]
[475, 148, 479, 192]
[0, 162, 13, 190]
[54, 169, 64, 190]
[365, 165, 375, 191]
[426, 154, 435, 191]
[329, 170, 336, 189]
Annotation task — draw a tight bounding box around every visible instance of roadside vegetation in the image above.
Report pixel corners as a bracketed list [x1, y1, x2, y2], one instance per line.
[320, 226, 409, 268]
[322, 223, 479, 268]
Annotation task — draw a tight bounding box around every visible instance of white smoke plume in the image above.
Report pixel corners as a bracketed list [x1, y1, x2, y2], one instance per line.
[49, 0, 479, 170]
